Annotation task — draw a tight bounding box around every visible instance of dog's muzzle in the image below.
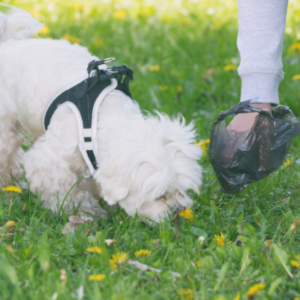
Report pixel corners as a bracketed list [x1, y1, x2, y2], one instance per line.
[173, 206, 186, 214]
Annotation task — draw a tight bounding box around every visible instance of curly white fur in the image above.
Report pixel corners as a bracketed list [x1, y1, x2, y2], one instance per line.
[0, 8, 202, 223]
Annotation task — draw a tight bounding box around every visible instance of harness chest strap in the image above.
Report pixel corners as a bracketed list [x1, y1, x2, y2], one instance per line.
[43, 59, 134, 177]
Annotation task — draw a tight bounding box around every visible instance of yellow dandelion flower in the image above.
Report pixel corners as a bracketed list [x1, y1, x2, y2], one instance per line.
[213, 232, 232, 248]
[114, 10, 126, 19]
[196, 260, 200, 268]
[38, 26, 49, 35]
[290, 42, 300, 51]
[178, 288, 194, 300]
[224, 64, 237, 71]
[93, 38, 104, 46]
[195, 139, 210, 152]
[179, 208, 194, 222]
[246, 283, 265, 298]
[234, 295, 240, 300]
[62, 35, 81, 44]
[88, 274, 106, 281]
[177, 86, 183, 93]
[296, 254, 300, 260]
[158, 85, 168, 92]
[291, 260, 300, 268]
[153, 239, 159, 243]
[292, 75, 300, 81]
[86, 246, 102, 254]
[149, 65, 160, 71]
[135, 249, 152, 257]
[109, 252, 128, 270]
[7, 245, 13, 252]
[295, 297, 300, 300]
[2, 186, 22, 193]
[264, 240, 272, 247]
[22, 203, 27, 211]
[5, 221, 15, 228]
[291, 220, 299, 230]
[74, 3, 84, 11]
[283, 158, 292, 167]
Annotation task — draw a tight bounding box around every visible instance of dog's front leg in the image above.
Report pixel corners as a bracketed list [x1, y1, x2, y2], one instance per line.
[23, 138, 106, 219]
[23, 106, 106, 219]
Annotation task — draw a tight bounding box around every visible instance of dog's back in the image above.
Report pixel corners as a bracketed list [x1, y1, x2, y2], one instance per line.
[0, 8, 98, 137]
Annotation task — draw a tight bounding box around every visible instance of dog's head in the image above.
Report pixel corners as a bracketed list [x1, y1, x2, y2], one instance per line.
[95, 113, 202, 224]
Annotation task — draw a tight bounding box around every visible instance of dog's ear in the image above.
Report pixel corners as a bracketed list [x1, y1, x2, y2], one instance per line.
[94, 171, 129, 205]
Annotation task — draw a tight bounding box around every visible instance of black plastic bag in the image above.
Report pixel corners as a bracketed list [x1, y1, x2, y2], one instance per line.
[209, 100, 300, 194]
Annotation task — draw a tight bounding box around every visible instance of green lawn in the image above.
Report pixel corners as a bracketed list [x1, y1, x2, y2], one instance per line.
[1, 0, 300, 299]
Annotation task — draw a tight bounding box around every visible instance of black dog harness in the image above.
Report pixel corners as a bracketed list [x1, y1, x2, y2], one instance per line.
[43, 58, 134, 177]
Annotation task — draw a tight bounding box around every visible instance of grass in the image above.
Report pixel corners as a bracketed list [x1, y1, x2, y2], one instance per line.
[1, 0, 300, 299]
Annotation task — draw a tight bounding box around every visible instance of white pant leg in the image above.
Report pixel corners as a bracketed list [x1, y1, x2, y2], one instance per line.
[237, 0, 288, 105]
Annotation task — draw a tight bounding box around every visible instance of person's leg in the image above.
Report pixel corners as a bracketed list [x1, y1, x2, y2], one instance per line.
[227, 0, 288, 132]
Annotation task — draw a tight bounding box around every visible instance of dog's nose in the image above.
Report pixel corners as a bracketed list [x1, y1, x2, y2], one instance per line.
[173, 206, 186, 214]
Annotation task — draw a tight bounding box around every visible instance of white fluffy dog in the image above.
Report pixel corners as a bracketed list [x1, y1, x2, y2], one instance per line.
[0, 8, 202, 223]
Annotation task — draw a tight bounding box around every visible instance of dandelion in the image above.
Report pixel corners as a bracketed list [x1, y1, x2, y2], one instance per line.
[74, 3, 84, 11]
[296, 254, 300, 260]
[62, 35, 81, 44]
[149, 65, 160, 71]
[295, 297, 300, 300]
[93, 38, 104, 46]
[86, 246, 102, 254]
[2, 186, 22, 193]
[179, 208, 194, 222]
[105, 239, 117, 246]
[135, 249, 151, 257]
[158, 85, 168, 92]
[88, 274, 106, 281]
[177, 86, 183, 93]
[114, 10, 126, 19]
[38, 26, 49, 35]
[22, 203, 27, 211]
[283, 158, 292, 167]
[60, 269, 67, 282]
[292, 75, 300, 81]
[178, 288, 194, 300]
[264, 240, 272, 247]
[195, 139, 210, 152]
[290, 42, 300, 51]
[291, 220, 299, 230]
[5, 221, 15, 228]
[109, 252, 128, 270]
[214, 232, 232, 248]
[198, 236, 205, 244]
[153, 239, 159, 243]
[224, 64, 237, 71]
[291, 260, 300, 268]
[234, 295, 240, 300]
[246, 283, 265, 298]
[7, 245, 13, 252]
[196, 260, 200, 268]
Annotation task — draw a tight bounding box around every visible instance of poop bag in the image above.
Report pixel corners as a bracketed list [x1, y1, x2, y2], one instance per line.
[209, 100, 300, 194]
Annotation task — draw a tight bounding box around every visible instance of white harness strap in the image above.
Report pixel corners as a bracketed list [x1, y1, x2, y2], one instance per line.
[67, 78, 118, 176]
